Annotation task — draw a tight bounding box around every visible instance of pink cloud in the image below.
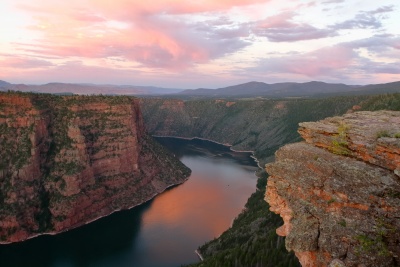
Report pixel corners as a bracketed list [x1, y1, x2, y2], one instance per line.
[0, 56, 54, 69]
[252, 45, 355, 77]
[256, 12, 295, 29]
[71, 10, 106, 22]
[1, 61, 138, 84]
[0, 56, 55, 82]
[248, 34, 400, 83]
[16, 0, 255, 70]
[253, 12, 336, 42]
[285, 46, 355, 76]
[80, 0, 270, 16]
[0, 60, 241, 88]
[252, 7, 394, 42]
[5, 0, 399, 86]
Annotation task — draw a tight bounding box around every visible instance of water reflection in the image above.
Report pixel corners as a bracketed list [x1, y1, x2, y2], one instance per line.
[0, 202, 148, 267]
[0, 137, 258, 267]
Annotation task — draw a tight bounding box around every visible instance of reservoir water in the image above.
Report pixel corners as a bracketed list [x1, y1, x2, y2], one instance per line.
[0, 137, 258, 267]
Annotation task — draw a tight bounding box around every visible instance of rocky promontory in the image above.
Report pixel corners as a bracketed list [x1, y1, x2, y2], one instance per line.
[266, 111, 400, 267]
[0, 92, 191, 243]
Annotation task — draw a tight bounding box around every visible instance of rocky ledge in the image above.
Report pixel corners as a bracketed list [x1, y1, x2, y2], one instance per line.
[0, 92, 191, 243]
[266, 111, 400, 267]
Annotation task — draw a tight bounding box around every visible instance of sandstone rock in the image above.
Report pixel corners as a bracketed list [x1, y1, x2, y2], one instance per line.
[159, 99, 185, 112]
[329, 259, 346, 267]
[266, 111, 400, 267]
[0, 93, 191, 243]
[298, 111, 400, 172]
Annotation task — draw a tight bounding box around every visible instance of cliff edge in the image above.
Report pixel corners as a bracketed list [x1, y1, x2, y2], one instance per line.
[266, 111, 400, 267]
[0, 92, 191, 243]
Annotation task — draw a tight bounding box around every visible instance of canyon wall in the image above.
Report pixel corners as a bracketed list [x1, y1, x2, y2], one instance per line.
[266, 111, 400, 266]
[140, 97, 367, 164]
[0, 92, 191, 243]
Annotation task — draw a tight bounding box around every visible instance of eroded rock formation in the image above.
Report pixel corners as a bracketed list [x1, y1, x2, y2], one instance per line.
[0, 92, 191, 243]
[266, 111, 400, 267]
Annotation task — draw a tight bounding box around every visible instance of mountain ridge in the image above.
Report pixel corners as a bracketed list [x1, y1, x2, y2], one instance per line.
[1, 82, 183, 95]
[177, 81, 400, 98]
[0, 80, 11, 90]
[2, 80, 399, 97]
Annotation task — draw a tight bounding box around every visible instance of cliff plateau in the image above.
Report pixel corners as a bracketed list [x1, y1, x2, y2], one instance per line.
[266, 111, 400, 266]
[0, 92, 190, 243]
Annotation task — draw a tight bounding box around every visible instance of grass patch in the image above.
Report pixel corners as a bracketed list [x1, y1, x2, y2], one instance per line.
[330, 122, 351, 155]
[338, 219, 346, 227]
[376, 130, 390, 139]
[328, 198, 336, 204]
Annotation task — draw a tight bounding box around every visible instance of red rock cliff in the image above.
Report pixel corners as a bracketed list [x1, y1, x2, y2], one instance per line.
[0, 92, 191, 243]
[266, 111, 400, 267]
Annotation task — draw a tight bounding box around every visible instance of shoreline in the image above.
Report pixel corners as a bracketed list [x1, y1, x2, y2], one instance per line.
[153, 135, 233, 147]
[0, 177, 189, 245]
[155, 134, 265, 263]
[154, 135, 264, 169]
[3, 134, 264, 267]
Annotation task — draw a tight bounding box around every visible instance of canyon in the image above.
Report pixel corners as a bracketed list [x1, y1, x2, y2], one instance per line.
[0, 92, 190, 243]
[266, 111, 400, 266]
[141, 94, 400, 267]
[140, 96, 368, 165]
[1, 90, 400, 266]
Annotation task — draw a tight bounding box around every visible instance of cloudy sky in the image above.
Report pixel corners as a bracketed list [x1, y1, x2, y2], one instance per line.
[1, 0, 399, 88]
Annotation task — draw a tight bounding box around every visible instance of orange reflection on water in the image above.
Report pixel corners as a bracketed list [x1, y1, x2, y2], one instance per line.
[141, 156, 257, 242]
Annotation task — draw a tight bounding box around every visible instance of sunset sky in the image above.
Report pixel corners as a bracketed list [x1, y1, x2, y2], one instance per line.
[1, 0, 399, 88]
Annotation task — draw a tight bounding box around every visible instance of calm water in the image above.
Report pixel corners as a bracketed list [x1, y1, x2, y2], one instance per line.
[0, 137, 258, 267]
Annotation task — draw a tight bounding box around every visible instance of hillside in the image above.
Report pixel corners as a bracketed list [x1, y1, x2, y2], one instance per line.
[178, 81, 353, 97]
[0, 92, 190, 243]
[0, 80, 11, 89]
[3, 80, 400, 98]
[2, 83, 183, 96]
[140, 96, 369, 164]
[176, 81, 400, 98]
[139, 93, 400, 267]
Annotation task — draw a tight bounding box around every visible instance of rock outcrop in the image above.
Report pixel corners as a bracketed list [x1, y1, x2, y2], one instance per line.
[0, 92, 191, 243]
[266, 111, 400, 267]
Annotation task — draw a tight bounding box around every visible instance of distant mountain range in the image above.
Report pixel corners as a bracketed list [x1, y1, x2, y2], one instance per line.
[0, 81, 183, 95]
[0, 80, 11, 89]
[1, 80, 399, 98]
[176, 81, 400, 98]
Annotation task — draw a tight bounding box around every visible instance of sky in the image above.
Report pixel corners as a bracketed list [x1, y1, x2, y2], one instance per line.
[1, 0, 399, 89]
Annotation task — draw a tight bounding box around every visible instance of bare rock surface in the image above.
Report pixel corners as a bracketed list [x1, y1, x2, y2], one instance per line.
[0, 93, 190, 243]
[299, 111, 400, 174]
[266, 111, 400, 267]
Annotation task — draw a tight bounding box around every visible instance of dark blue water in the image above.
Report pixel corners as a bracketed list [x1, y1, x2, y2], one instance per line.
[0, 137, 258, 267]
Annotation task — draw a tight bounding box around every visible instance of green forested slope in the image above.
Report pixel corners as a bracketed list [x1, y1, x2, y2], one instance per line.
[141, 96, 368, 164]
[186, 172, 300, 267]
[140, 93, 400, 267]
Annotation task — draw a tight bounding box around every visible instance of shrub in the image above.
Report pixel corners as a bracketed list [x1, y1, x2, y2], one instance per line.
[376, 130, 390, 139]
[330, 122, 350, 155]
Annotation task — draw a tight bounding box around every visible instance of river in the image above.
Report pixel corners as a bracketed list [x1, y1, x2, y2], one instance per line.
[0, 137, 258, 267]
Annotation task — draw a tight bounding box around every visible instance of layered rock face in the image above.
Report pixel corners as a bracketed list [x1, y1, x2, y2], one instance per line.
[0, 92, 190, 243]
[266, 111, 400, 267]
